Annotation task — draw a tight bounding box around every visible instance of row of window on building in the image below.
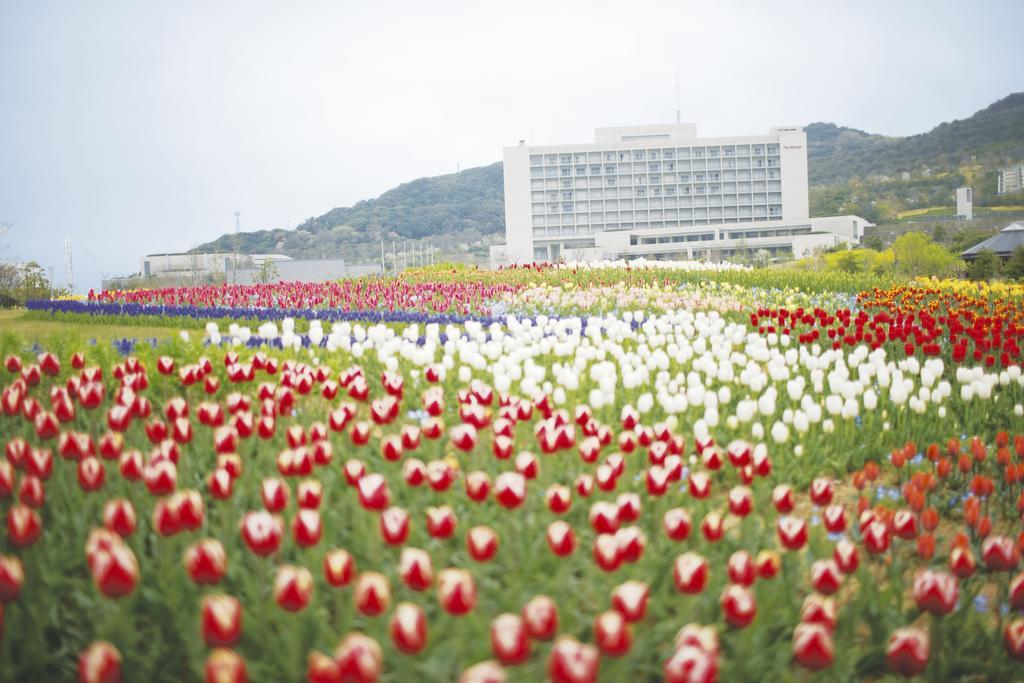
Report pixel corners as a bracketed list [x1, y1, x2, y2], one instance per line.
[529, 157, 781, 179]
[531, 168, 782, 191]
[533, 195, 784, 216]
[529, 144, 781, 166]
[532, 214, 789, 239]
[533, 184, 783, 206]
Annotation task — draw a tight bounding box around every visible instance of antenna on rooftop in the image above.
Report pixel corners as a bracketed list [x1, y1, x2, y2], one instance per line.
[675, 69, 681, 124]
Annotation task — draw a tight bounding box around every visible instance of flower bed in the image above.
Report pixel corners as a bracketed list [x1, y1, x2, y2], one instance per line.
[2, 294, 1024, 682]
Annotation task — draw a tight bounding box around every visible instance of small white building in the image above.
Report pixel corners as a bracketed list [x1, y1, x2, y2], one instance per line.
[997, 165, 1024, 195]
[492, 123, 871, 266]
[955, 187, 974, 221]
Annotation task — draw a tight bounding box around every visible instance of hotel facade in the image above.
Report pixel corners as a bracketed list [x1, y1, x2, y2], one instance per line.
[492, 123, 870, 265]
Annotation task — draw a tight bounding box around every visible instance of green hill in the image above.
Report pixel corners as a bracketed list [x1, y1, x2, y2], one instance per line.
[194, 93, 1024, 258]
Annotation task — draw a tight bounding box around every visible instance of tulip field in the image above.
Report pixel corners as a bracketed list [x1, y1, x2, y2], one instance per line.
[3, 262, 1024, 682]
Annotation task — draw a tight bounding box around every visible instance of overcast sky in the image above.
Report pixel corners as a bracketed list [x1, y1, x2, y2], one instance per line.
[2, 0, 1022, 292]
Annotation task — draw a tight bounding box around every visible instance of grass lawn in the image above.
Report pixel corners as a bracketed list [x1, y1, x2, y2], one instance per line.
[0, 308, 183, 347]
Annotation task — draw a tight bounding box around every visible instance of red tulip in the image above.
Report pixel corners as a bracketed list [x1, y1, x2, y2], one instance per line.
[611, 580, 649, 622]
[354, 572, 391, 616]
[592, 533, 621, 572]
[357, 474, 389, 511]
[185, 539, 227, 585]
[793, 622, 833, 671]
[0, 555, 24, 601]
[588, 501, 620, 534]
[727, 486, 753, 517]
[864, 521, 891, 555]
[437, 568, 477, 615]
[344, 459, 367, 486]
[809, 477, 834, 506]
[1006, 618, 1024, 661]
[663, 508, 692, 541]
[688, 471, 711, 498]
[399, 548, 434, 591]
[458, 661, 507, 683]
[380, 506, 410, 546]
[143, 459, 177, 496]
[390, 602, 428, 654]
[545, 484, 572, 514]
[727, 551, 755, 586]
[426, 505, 457, 539]
[833, 538, 859, 574]
[674, 623, 720, 657]
[324, 549, 355, 587]
[594, 609, 632, 656]
[490, 613, 530, 665]
[78, 640, 121, 683]
[1010, 572, 1024, 610]
[334, 633, 382, 683]
[426, 460, 455, 491]
[208, 468, 234, 500]
[616, 492, 641, 522]
[912, 569, 958, 616]
[575, 473, 594, 498]
[78, 456, 105, 492]
[700, 512, 724, 542]
[201, 594, 243, 646]
[892, 510, 917, 540]
[772, 484, 795, 513]
[548, 636, 599, 683]
[465, 470, 491, 502]
[89, 536, 138, 598]
[450, 424, 478, 451]
[240, 510, 283, 556]
[822, 505, 846, 533]
[467, 525, 499, 562]
[274, 564, 313, 611]
[886, 627, 929, 677]
[501, 601, 549, 652]
[777, 516, 807, 551]
[664, 645, 718, 683]
[7, 504, 42, 547]
[981, 535, 1019, 571]
[720, 584, 756, 628]
[800, 594, 837, 632]
[18, 475, 45, 508]
[810, 559, 843, 596]
[494, 472, 526, 509]
[204, 648, 247, 683]
[307, 651, 342, 683]
[673, 553, 708, 594]
[755, 550, 780, 579]
[292, 509, 323, 547]
[949, 546, 976, 578]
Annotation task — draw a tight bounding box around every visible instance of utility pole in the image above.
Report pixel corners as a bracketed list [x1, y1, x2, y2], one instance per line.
[64, 236, 73, 293]
[380, 240, 385, 275]
[233, 211, 241, 284]
[392, 241, 397, 273]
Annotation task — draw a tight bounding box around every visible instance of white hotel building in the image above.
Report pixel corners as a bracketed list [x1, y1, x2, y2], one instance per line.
[491, 123, 871, 265]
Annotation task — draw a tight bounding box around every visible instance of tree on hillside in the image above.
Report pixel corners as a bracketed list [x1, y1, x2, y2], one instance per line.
[864, 235, 885, 251]
[890, 232, 961, 278]
[967, 249, 1001, 281]
[1005, 245, 1024, 280]
[932, 224, 947, 243]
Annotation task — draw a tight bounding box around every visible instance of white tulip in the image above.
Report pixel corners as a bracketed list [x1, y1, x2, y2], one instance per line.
[770, 421, 789, 444]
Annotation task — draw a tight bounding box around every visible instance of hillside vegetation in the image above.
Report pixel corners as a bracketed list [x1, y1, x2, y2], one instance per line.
[194, 93, 1024, 259]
